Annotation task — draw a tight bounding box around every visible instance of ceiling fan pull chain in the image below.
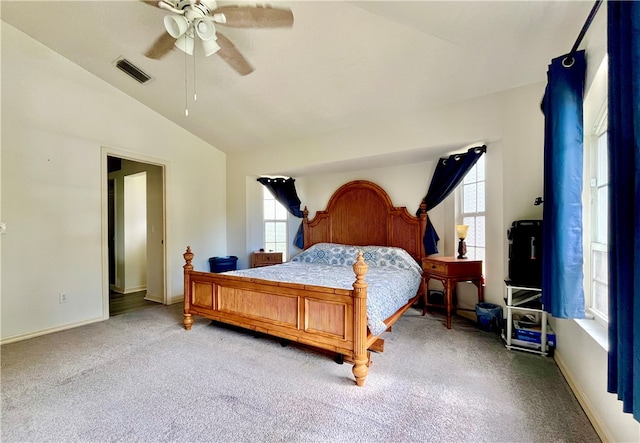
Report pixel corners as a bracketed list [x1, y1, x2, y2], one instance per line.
[193, 46, 197, 101]
[184, 47, 189, 116]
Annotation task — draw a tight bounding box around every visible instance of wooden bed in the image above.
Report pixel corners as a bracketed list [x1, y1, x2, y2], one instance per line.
[182, 180, 427, 386]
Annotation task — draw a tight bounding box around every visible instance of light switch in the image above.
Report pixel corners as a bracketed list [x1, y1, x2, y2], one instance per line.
[0, 222, 6, 235]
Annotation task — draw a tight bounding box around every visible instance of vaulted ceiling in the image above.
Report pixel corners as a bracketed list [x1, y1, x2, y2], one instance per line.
[1, 1, 595, 154]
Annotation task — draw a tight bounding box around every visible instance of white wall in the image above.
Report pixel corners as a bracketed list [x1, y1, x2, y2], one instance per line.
[0, 23, 227, 342]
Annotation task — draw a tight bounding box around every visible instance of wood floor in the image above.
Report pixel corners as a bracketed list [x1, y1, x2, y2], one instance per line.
[109, 290, 160, 316]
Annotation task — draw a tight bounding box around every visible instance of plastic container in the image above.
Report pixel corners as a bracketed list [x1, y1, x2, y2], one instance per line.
[208, 256, 238, 273]
[475, 302, 503, 332]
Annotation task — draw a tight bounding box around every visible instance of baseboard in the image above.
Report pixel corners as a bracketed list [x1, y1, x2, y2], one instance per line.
[554, 349, 613, 443]
[144, 294, 163, 303]
[123, 285, 147, 294]
[0, 317, 105, 345]
[110, 285, 148, 295]
[169, 295, 183, 305]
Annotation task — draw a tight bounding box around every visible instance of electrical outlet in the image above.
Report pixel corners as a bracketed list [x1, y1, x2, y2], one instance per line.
[59, 293, 68, 303]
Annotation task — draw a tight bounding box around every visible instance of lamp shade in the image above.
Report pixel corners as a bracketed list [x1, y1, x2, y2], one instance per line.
[195, 19, 216, 41]
[174, 34, 194, 55]
[456, 224, 469, 239]
[201, 36, 221, 56]
[164, 15, 189, 38]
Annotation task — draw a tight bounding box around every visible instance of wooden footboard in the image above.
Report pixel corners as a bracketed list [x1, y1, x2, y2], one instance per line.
[183, 247, 372, 386]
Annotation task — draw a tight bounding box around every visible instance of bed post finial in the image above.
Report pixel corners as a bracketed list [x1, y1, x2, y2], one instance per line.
[419, 200, 427, 216]
[302, 207, 310, 249]
[353, 251, 368, 283]
[352, 252, 370, 386]
[418, 201, 427, 257]
[183, 246, 194, 330]
[184, 246, 194, 269]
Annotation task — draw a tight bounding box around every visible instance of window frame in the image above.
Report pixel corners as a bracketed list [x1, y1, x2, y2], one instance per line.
[586, 108, 609, 325]
[262, 187, 289, 260]
[582, 54, 609, 327]
[458, 155, 486, 266]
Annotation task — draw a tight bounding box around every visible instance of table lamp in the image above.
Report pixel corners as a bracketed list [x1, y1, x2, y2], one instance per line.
[456, 224, 469, 259]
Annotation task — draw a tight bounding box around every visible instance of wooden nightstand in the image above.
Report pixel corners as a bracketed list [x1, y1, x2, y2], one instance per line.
[422, 256, 484, 329]
[250, 251, 283, 268]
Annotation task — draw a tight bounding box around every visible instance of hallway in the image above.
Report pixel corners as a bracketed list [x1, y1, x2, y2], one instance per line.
[109, 290, 159, 316]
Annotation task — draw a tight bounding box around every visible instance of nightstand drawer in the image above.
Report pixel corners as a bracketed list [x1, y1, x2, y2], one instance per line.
[422, 260, 447, 274]
[251, 252, 283, 268]
[422, 257, 481, 278]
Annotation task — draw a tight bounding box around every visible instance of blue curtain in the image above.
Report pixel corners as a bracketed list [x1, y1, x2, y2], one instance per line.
[418, 146, 486, 255]
[607, 0, 640, 422]
[257, 177, 305, 249]
[540, 50, 586, 319]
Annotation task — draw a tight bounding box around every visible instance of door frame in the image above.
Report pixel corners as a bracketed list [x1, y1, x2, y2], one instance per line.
[100, 146, 169, 319]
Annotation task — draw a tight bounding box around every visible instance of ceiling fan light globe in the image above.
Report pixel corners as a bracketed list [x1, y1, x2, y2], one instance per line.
[201, 37, 221, 56]
[164, 15, 189, 38]
[174, 34, 195, 55]
[195, 19, 216, 41]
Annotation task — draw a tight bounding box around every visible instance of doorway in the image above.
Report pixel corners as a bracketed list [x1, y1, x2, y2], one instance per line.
[106, 154, 166, 316]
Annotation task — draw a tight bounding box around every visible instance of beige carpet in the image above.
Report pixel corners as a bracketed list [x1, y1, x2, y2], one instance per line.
[1, 303, 600, 442]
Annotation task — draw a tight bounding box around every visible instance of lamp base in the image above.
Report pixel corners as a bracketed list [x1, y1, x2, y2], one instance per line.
[457, 238, 467, 259]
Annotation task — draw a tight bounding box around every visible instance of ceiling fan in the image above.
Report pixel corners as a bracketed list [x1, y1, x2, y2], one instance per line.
[143, 0, 293, 75]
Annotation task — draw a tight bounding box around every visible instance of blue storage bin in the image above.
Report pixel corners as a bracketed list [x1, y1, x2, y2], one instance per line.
[209, 256, 238, 273]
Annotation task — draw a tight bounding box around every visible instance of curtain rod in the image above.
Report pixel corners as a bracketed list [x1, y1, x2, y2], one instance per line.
[564, 0, 603, 66]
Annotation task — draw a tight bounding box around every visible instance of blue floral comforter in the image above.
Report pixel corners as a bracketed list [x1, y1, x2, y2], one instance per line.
[225, 243, 423, 335]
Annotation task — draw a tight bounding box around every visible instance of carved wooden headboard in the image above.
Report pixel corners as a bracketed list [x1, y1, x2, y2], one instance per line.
[303, 180, 427, 262]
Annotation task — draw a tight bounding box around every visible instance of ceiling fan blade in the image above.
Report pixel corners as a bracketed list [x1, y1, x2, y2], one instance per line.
[144, 33, 176, 59]
[212, 6, 294, 28]
[215, 32, 255, 76]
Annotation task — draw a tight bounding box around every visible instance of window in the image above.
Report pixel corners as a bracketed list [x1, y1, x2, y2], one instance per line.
[588, 118, 609, 321]
[584, 56, 609, 324]
[263, 187, 288, 258]
[459, 155, 486, 263]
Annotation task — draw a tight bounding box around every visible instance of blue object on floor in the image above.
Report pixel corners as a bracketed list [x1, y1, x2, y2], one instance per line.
[475, 302, 503, 332]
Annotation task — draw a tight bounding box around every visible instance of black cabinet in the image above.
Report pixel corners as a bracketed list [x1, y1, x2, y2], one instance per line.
[507, 220, 542, 287]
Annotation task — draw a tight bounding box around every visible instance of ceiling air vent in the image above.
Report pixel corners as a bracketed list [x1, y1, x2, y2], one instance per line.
[115, 58, 152, 84]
